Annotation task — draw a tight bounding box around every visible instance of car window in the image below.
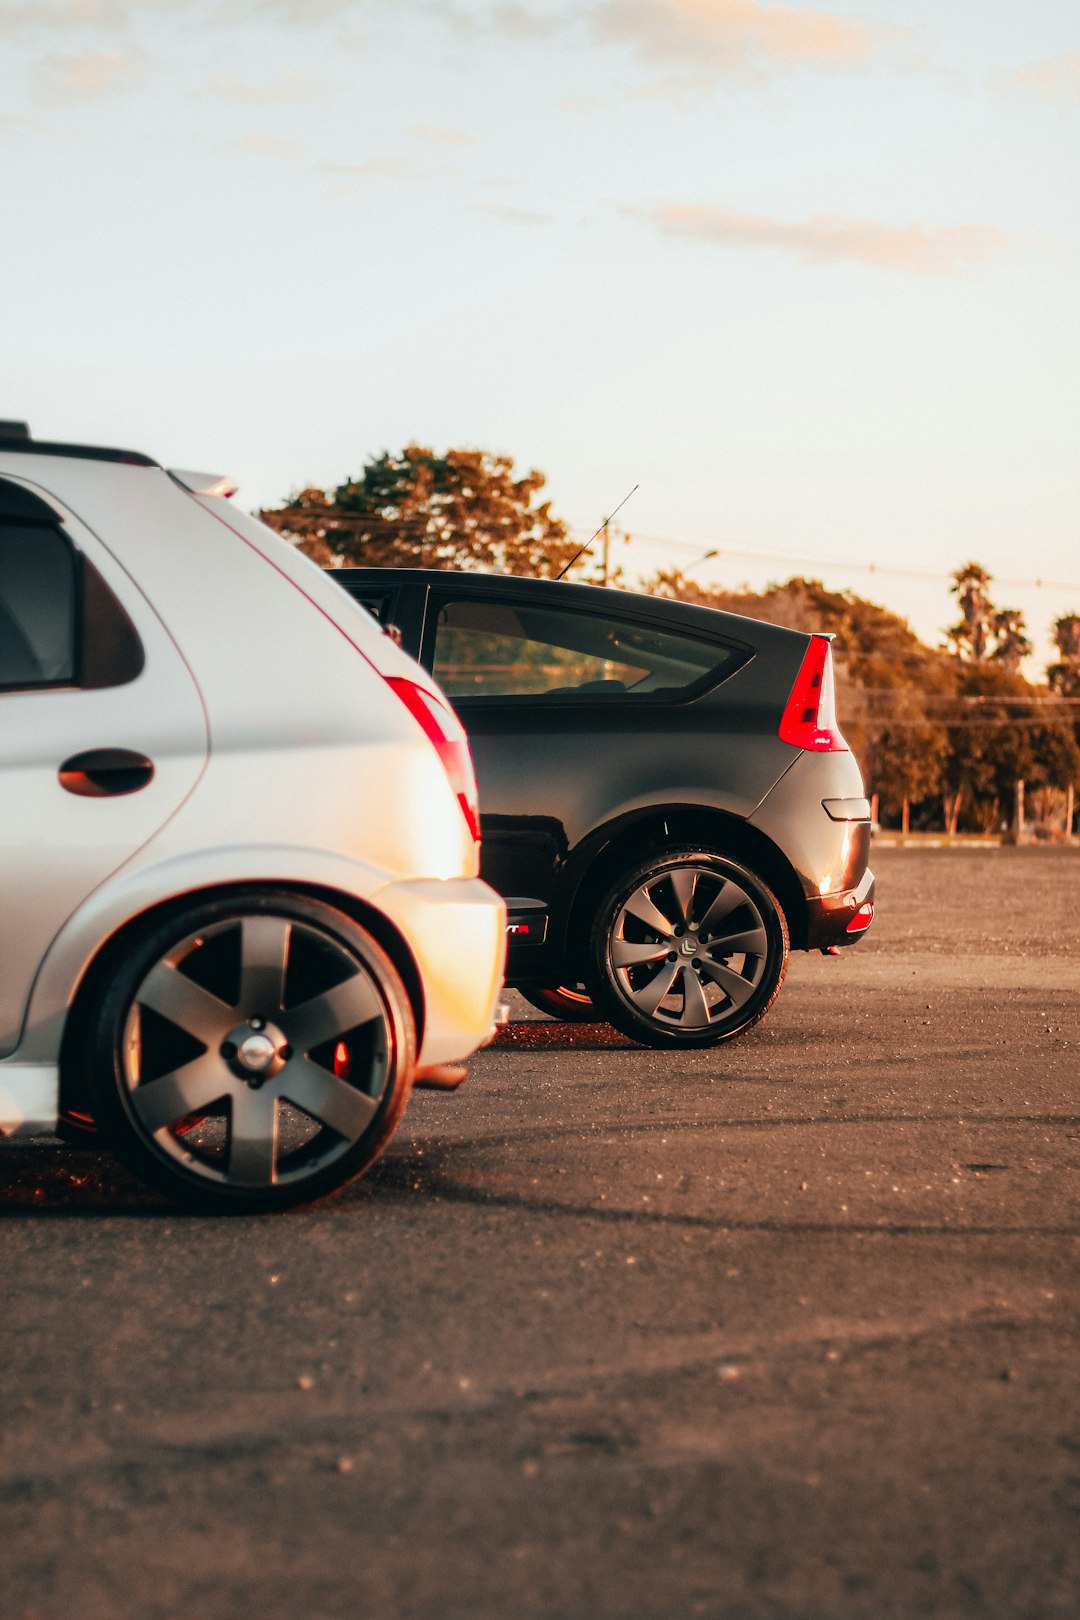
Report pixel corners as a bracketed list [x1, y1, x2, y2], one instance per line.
[0, 524, 77, 688]
[431, 595, 737, 700]
[350, 589, 391, 624]
[0, 520, 143, 693]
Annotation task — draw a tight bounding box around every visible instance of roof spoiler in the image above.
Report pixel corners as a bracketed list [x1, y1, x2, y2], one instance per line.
[170, 468, 239, 499]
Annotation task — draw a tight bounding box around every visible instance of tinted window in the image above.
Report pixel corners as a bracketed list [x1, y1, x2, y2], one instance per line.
[0, 524, 77, 688]
[0, 521, 143, 693]
[432, 596, 736, 700]
[352, 590, 391, 624]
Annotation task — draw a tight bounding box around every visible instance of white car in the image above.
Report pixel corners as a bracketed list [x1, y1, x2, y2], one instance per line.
[0, 424, 506, 1212]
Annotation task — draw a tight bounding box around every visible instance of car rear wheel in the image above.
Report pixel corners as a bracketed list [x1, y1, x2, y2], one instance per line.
[589, 849, 789, 1049]
[85, 890, 415, 1213]
[518, 983, 597, 1022]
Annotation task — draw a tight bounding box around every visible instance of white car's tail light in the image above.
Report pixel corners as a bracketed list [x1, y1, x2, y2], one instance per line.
[778, 635, 849, 752]
[386, 677, 481, 844]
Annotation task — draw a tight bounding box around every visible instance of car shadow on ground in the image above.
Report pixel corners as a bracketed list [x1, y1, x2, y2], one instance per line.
[0, 1141, 170, 1214]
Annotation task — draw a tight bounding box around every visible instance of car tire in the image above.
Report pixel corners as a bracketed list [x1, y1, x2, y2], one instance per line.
[588, 848, 789, 1049]
[518, 983, 597, 1022]
[85, 889, 415, 1213]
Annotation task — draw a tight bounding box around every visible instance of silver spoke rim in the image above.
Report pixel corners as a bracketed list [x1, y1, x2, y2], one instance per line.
[136, 962, 234, 1045]
[698, 956, 758, 1008]
[237, 917, 290, 1015]
[679, 965, 711, 1027]
[280, 1056, 380, 1138]
[611, 863, 771, 1032]
[706, 925, 768, 957]
[286, 972, 383, 1053]
[131, 1053, 231, 1132]
[632, 959, 681, 1016]
[668, 868, 698, 929]
[610, 938, 670, 968]
[623, 886, 676, 936]
[229, 1086, 279, 1186]
[697, 882, 744, 936]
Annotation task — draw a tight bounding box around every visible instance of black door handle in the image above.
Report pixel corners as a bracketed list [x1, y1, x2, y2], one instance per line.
[59, 748, 155, 798]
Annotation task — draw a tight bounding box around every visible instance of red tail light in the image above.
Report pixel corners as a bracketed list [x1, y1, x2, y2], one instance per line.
[846, 901, 875, 934]
[778, 635, 849, 752]
[386, 677, 481, 843]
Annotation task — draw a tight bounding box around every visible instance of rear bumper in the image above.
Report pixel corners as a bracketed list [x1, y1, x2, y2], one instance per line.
[805, 864, 876, 949]
[376, 876, 507, 1066]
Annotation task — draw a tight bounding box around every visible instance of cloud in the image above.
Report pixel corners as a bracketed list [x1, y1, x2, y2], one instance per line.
[558, 91, 614, 113]
[0, 0, 126, 35]
[231, 132, 302, 157]
[204, 68, 323, 103]
[409, 123, 477, 145]
[476, 201, 550, 224]
[315, 156, 418, 179]
[631, 204, 1007, 273]
[34, 47, 140, 103]
[593, 0, 894, 83]
[428, 2, 562, 39]
[1002, 53, 1080, 106]
[213, 0, 361, 21]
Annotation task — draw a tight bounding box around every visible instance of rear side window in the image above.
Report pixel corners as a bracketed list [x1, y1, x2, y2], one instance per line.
[0, 519, 143, 693]
[431, 596, 738, 701]
[0, 525, 77, 687]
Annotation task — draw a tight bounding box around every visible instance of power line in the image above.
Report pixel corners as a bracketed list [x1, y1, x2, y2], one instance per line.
[567, 525, 1080, 597]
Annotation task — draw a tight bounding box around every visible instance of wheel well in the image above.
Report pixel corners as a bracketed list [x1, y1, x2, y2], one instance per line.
[559, 807, 808, 973]
[58, 880, 426, 1121]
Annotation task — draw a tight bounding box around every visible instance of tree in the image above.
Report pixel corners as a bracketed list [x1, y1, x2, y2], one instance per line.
[946, 562, 993, 661]
[1048, 612, 1080, 697]
[946, 562, 1032, 672]
[990, 608, 1033, 674]
[259, 445, 578, 578]
[944, 663, 1078, 828]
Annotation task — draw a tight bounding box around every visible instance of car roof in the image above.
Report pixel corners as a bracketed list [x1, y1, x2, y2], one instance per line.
[332, 566, 811, 654]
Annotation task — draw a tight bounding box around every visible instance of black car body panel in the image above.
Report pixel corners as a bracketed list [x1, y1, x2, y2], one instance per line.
[333, 568, 874, 988]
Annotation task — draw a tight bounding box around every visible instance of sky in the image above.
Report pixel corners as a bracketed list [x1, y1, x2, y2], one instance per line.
[3, 0, 1079, 671]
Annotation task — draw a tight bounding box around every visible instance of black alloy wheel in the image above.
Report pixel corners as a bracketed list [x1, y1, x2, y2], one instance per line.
[589, 848, 789, 1049]
[518, 983, 597, 1022]
[86, 890, 415, 1213]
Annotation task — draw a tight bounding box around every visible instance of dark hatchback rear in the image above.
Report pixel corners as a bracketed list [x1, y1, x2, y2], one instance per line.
[333, 568, 874, 1049]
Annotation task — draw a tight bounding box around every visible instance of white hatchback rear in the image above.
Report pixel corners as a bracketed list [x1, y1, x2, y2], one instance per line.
[0, 426, 505, 1212]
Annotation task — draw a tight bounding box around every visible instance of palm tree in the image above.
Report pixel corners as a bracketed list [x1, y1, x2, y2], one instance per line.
[947, 563, 993, 661]
[990, 608, 1032, 674]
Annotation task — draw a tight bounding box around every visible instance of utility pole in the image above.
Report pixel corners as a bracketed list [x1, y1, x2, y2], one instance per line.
[601, 518, 610, 587]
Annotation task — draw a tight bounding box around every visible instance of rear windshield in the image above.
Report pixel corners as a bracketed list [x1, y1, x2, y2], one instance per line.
[432, 596, 739, 700]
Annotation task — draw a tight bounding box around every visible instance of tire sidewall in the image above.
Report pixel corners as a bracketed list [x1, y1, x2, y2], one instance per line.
[588, 849, 789, 1049]
[518, 984, 596, 1022]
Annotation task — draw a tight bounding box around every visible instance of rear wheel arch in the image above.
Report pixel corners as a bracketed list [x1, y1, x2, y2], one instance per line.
[58, 880, 426, 1125]
[557, 806, 808, 973]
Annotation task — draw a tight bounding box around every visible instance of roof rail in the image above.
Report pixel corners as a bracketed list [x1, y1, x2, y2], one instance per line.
[0, 427, 158, 468]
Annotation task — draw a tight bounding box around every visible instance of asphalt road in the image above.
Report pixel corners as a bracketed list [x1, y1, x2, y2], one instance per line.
[3, 846, 1079, 1620]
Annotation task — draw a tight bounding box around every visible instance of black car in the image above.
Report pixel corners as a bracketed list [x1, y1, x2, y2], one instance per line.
[333, 569, 875, 1049]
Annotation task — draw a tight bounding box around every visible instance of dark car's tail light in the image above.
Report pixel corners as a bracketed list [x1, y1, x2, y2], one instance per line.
[846, 901, 875, 933]
[386, 677, 481, 843]
[778, 635, 849, 752]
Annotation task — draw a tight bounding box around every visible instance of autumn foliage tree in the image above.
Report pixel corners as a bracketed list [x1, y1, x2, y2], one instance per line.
[260, 444, 579, 578]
